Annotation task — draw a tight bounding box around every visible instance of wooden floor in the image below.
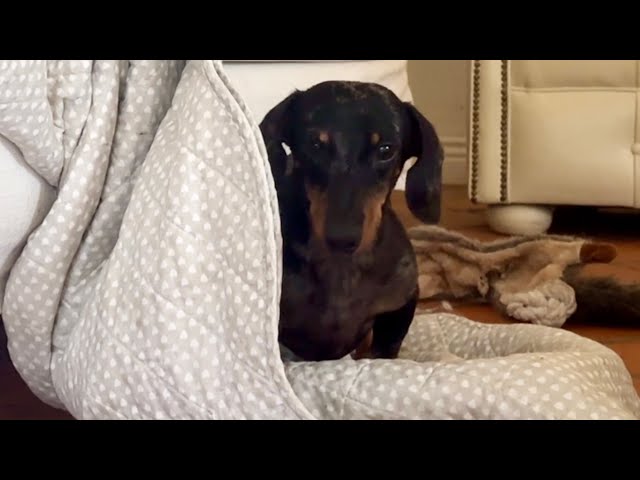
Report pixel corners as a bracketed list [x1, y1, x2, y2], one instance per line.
[1, 186, 639, 419]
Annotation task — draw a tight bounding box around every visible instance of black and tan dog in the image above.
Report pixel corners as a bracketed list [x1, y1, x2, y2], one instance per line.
[260, 81, 443, 362]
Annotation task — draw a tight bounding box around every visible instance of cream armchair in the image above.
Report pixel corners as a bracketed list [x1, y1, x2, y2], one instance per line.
[468, 60, 640, 235]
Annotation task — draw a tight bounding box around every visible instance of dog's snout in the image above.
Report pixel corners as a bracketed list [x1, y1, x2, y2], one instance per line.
[325, 228, 361, 254]
[322, 178, 364, 254]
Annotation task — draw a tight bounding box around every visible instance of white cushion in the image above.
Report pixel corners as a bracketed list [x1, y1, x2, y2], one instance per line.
[222, 60, 413, 123]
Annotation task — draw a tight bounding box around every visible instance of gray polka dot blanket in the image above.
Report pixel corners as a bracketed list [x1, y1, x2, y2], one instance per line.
[2, 60, 640, 419]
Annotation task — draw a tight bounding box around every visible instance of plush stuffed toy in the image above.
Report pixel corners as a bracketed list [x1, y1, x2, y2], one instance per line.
[408, 225, 634, 328]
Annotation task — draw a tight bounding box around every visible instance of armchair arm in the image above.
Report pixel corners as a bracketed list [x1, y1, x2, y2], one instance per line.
[468, 60, 638, 211]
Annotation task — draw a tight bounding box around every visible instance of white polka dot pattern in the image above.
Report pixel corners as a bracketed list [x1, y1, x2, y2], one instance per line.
[2, 60, 313, 419]
[0, 60, 64, 187]
[2, 60, 639, 419]
[3, 61, 124, 408]
[286, 313, 640, 420]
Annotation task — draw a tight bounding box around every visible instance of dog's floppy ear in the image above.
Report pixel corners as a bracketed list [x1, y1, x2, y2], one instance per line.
[259, 90, 300, 187]
[403, 103, 444, 224]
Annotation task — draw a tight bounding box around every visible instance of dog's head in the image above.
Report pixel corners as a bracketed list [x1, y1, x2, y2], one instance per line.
[260, 80, 443, 255]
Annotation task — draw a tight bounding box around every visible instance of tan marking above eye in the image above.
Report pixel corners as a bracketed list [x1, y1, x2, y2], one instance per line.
[318, 131, 330, 143]
[371, 132, 380, 145]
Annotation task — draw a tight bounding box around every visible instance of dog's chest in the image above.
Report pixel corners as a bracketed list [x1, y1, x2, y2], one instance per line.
[281, 249, 416, 323]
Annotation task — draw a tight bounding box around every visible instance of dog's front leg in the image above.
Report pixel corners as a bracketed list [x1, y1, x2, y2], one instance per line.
[369, 289, 419, 359]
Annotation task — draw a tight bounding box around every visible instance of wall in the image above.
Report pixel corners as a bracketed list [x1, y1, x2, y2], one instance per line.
[407, 60, 470, 186]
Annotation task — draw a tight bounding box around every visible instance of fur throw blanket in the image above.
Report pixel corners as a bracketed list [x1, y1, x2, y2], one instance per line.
[408, 225, 639, 328]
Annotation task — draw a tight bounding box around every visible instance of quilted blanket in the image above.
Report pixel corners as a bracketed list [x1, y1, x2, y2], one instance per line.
[2, 60, 640, 419]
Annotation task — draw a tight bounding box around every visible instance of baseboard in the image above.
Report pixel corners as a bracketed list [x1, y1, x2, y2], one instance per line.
[441, 136, 468, 186]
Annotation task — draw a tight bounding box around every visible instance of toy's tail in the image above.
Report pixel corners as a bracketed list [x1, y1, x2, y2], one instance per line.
[564, 268, 640, 326]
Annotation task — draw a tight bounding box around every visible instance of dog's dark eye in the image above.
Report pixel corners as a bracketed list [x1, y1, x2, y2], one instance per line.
[377, 144, 396, 162]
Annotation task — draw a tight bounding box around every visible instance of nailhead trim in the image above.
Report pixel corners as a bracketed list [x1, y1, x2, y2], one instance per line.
[500, 60, 509, 203]
[470, 60, 481, 203]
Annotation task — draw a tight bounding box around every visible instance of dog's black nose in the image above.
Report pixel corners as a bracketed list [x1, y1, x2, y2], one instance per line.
[326, 234, 360, 254]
